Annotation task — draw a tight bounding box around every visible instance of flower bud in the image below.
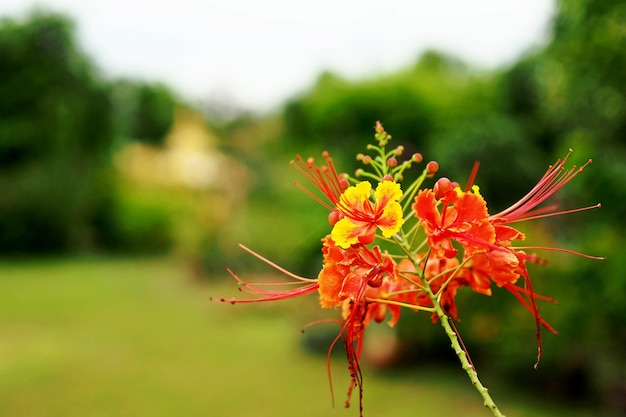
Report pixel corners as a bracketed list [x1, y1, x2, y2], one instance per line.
[412, 153, 423, 163]
[387, 157, 398, 168]
[328, 210, 341, 226]
[434, 177, 453, 199]
[426, 161, 439, 177]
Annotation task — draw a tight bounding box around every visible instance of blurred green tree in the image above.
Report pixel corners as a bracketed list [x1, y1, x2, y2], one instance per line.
[0, 11, 114, 252]
[0, 10, 177, 253]
[110, 79, 176, 147]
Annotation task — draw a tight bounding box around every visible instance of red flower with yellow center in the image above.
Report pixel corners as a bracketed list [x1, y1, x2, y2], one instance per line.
[332, 180, 404, 248]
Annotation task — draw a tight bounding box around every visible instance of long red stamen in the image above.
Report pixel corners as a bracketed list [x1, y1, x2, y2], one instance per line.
[336, 198, 376, 223]
[510, 203, 601, 222]
[503, 263, 558, 370]
[218, 268, 318, 304]
[342, 300, 366, 414]
[291, 152, 347, 209]
[237, 244, 317, 282]
[465, 161, 481, 191]
[322, 279, 370, 416]
[213, 244, 319, 304]
[514, 245, 605, 260]
[491, 151, 592, 222]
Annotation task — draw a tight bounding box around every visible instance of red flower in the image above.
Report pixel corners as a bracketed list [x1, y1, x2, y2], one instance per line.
[222, 237, 404, 416]
[463, 222, 526, 288]
[317, 236, 399, 413]
[413, 187, 495, 258]
[461, 151, 601, 365]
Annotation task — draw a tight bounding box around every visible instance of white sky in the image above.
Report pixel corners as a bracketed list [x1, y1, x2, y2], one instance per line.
[1, 0, 556, 111]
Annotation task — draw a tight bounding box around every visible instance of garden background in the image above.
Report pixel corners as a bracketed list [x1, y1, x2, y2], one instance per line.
[0, 0, 624, 416]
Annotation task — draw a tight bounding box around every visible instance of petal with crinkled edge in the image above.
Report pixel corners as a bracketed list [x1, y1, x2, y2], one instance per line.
[378, 201, 403, 237]
[374, 181, 402, 205]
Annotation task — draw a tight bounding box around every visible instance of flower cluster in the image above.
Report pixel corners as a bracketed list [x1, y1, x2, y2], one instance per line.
[216, 122, 602, 416]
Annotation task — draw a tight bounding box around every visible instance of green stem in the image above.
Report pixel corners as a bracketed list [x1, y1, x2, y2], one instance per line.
[423, 282, 506, 417]
[392, 235, 505, 416]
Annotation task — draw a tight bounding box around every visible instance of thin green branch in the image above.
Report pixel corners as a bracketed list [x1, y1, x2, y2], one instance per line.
[424, 281, 506, 416]
[391, 236, 506, 416]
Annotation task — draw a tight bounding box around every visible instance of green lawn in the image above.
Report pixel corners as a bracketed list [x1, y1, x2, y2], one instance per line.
[0, 258, 599, 417]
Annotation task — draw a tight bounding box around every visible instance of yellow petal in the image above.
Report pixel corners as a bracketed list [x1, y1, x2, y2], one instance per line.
[379, 201, 404, 237]
[374, 181, 402, 203]
[331, 218, 359, 249]
[318, 263, 343, 308]
[339, 181, 371, 208]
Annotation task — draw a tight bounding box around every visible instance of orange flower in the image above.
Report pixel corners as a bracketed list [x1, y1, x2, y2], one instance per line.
[332, 180, 404, 248]
[318, 236, 398, 310]
[456, 151, 601, 365]
[413, 186, 495, 258]
[318, 235, 361, 308]
[220, 237, 406, 416]
[463, 222, 526, 288]
[424, 254, 465, 322]
[317, 236, 400, 413]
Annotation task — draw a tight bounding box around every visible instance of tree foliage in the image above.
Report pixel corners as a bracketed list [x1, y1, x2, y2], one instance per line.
[111, 79, 176, 147]
[0, 11, 176, 253]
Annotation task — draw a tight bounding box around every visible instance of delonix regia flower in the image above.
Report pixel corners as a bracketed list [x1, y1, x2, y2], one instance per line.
[214, 122, 603, 417]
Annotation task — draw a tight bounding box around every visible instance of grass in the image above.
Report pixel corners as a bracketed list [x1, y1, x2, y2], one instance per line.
[0, 257, 601, 417]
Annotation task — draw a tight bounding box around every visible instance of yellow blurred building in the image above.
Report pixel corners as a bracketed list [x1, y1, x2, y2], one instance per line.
[114, 107, 248, 267]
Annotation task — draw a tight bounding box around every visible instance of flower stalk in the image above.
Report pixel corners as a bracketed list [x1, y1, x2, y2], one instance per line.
[426, 272, 506, 417]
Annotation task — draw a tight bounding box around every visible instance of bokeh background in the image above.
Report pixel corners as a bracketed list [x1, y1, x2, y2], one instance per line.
[0, 1, 624, 416]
